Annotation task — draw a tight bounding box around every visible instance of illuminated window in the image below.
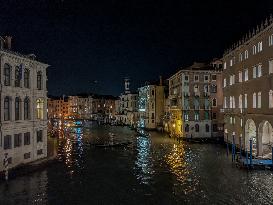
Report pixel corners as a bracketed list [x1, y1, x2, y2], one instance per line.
[223, 78, 226, 87]
[36, 99, 44, 119]
[223, 62, 226, 69]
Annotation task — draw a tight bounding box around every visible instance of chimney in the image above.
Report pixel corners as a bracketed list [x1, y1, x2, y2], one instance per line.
[159, 76, 163, 86]
[4, 36, 12, 50]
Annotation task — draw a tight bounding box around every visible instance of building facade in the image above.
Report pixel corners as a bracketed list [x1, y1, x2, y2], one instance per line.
[168, 61, 223, 138]
[222, 16, 273, 158]
[138, 82, 165, 130]
[0, 36, 49, 172]
[48, 96, 69, 119]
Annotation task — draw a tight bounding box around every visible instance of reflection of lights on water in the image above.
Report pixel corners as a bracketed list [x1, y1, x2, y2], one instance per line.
[64, 138, 73, 167]
[135, 136, 154, 184]
[165, 143, 199, 194]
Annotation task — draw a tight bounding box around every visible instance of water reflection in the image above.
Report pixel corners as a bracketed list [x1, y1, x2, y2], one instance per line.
[134, 136, 154, 184]
[0, 171, 48, 205]
[165, 142, 199, 194]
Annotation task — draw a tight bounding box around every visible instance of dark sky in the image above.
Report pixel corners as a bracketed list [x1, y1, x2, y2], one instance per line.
[0, 0, 273, 96]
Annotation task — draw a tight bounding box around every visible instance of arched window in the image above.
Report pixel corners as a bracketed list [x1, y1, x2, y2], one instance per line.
[206, 124, 210, 132]
[24, 97, 30, 120]
[239, 95, 242, 109]
[15, 66, 21, 87]
[253, 45, 257, 55]
[4, 97, 10, 121]
[253, 93, 257, 108]
[24, 69, 30, 88]
[195, 124, 199, 132]
[269, 90, 273, 108]
[4, 64, 11, 86]
[15, 97, 21, 120]
[212, 98, 217, 107]
[37, 71, 42, 90]
[258, 92, 261, 108]
[37, 98, 44, 119]
[185, 124, 189, 132]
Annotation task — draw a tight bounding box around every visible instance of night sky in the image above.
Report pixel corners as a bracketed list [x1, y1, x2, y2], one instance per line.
[0, 0, 273, 96]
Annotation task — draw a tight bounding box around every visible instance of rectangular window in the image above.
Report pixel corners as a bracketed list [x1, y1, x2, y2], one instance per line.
[24, 152, 31, 159]
[24, 132, 31, 145]
[37, 149, 43, 155]
[253, 45, 257, 55]
[212, 113, 217, 119]
[223, 78, 226, 87]
[184, 75, 189, 81]
[213, 124, 218, 132]
[37, 130, 43, 142]
[253, 93, 257, 108]
[269, 60, 273, 74]
[194, 112, 199, 121]
[4, 135, 12, 150]
[230, 59, 233, 67]
[212, 74, 216, 81]
[204, 75, 209, 82]
[223, 62, 226, 69]
[194, 75, 199, 82]
[14, 133, 22, 148]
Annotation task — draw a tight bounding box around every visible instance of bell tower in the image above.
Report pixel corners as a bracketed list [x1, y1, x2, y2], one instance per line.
[124, 78, 130, 94]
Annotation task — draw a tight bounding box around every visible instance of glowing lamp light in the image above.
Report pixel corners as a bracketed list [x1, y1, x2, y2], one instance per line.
[172, 123, 176, 128]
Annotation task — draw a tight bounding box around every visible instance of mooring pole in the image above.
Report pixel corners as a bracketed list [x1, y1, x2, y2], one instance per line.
[249, 139, 253, 167]
[239, 136, 242, 159]
[226, 134, 229, 157]
[232, 134, 235, 162]
[271, 146, 273, 166]
[246, 148, 249, 168]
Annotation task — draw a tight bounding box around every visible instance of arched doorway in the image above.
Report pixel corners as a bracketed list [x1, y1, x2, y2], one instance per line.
[258, 121, 273, 159]
[245, 119, 257, 156]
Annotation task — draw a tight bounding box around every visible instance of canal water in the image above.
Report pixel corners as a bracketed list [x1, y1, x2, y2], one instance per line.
[1, 123, 273, 205]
